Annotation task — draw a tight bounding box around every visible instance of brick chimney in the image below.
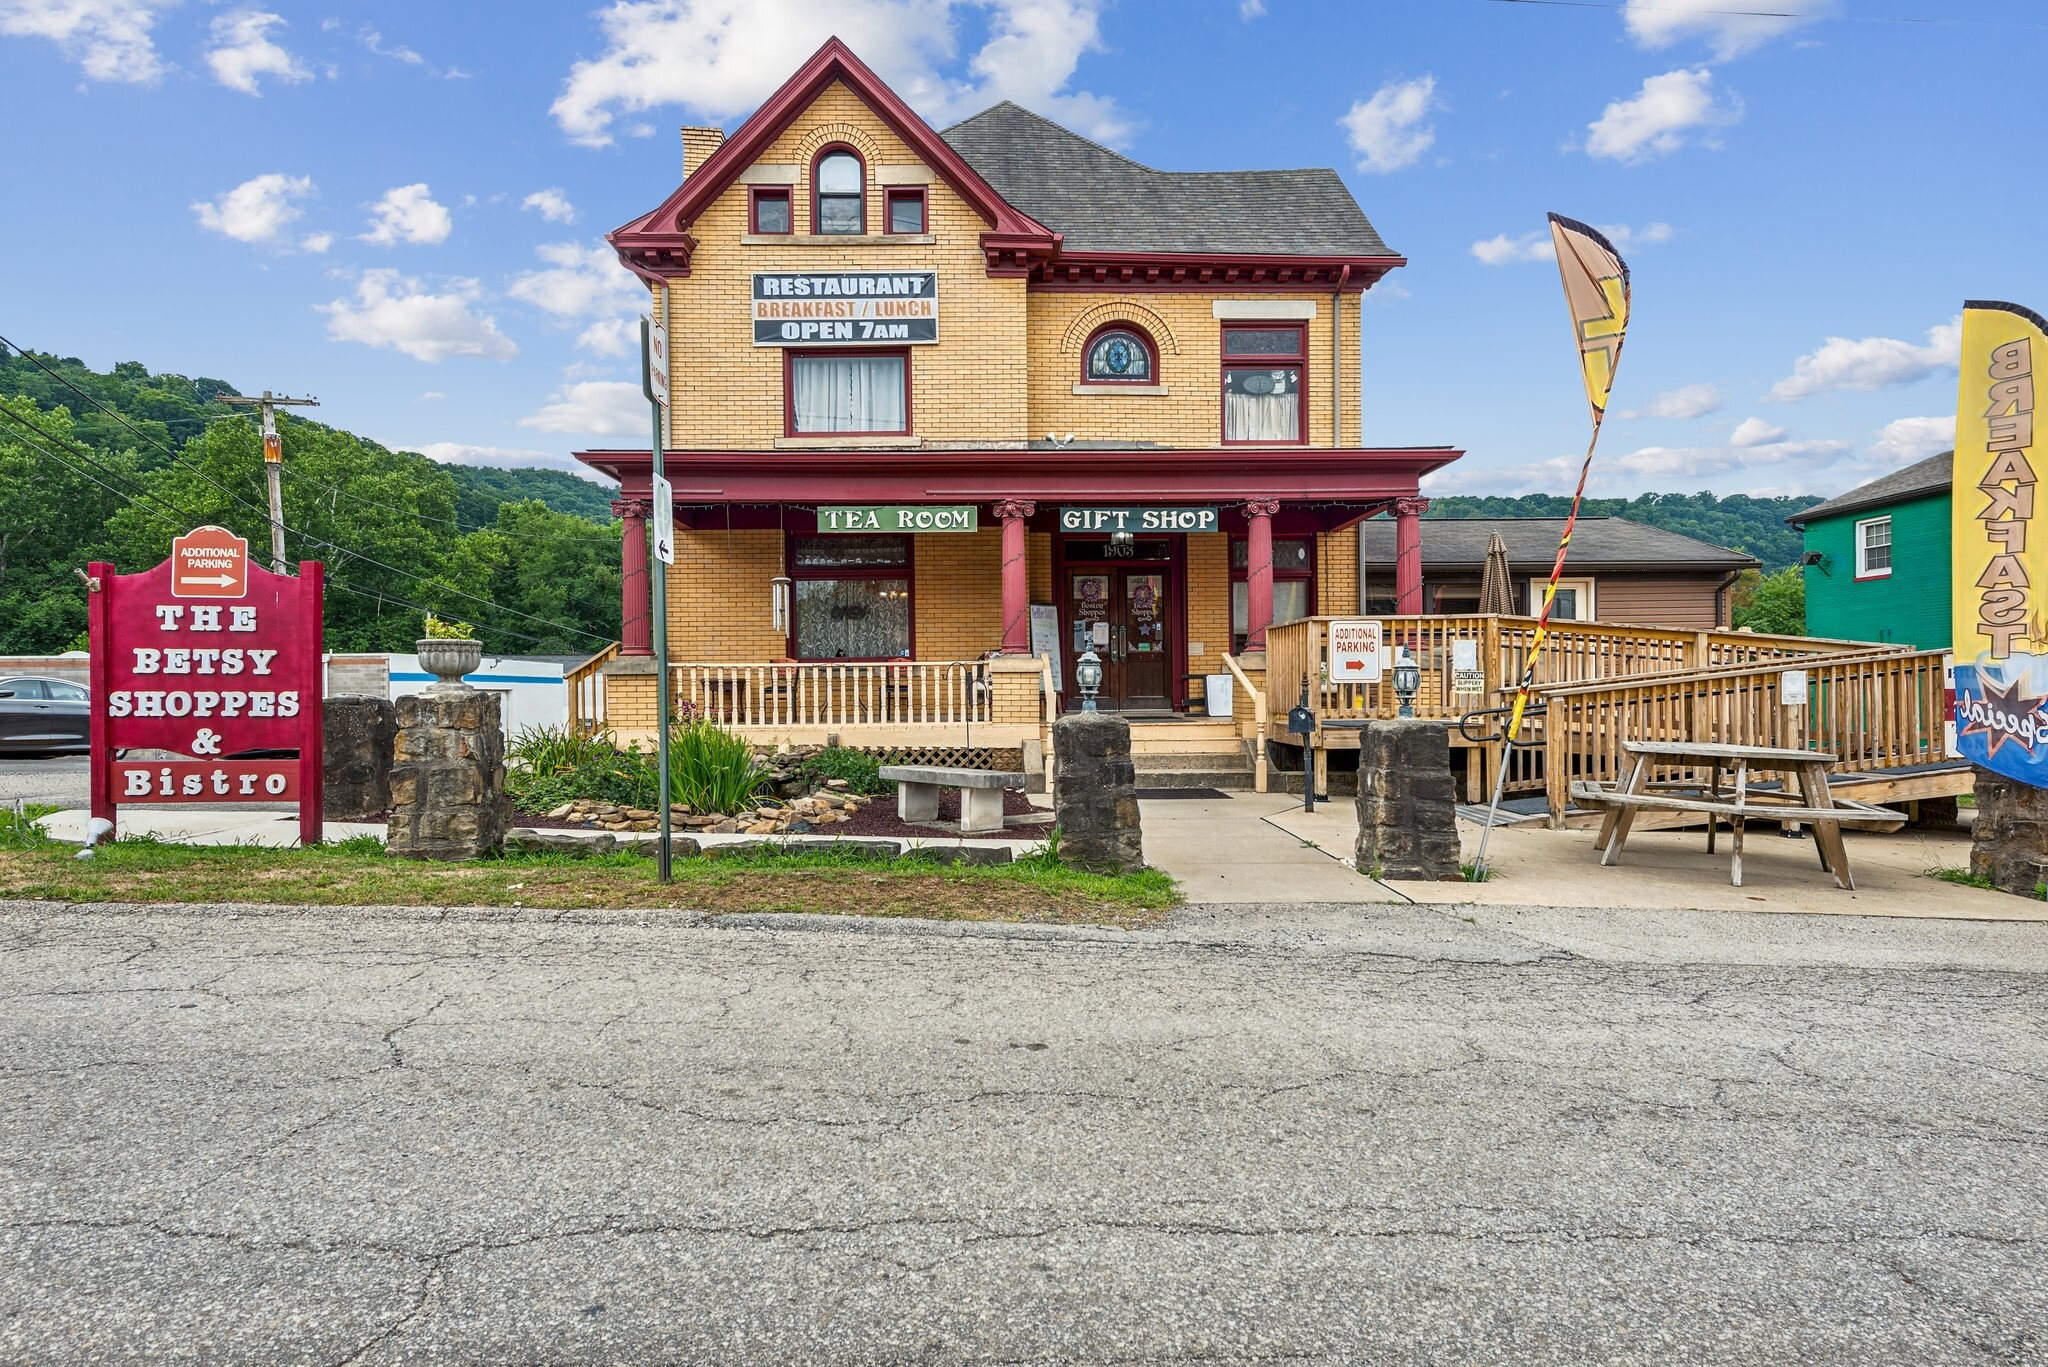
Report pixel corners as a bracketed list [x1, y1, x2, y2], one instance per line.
[681, 126, 725, 179]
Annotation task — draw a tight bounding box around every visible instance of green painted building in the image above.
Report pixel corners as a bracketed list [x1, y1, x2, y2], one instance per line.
[1786, 450, 1952, 649]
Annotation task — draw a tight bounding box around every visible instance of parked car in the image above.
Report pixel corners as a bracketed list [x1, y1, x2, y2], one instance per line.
[0, 677, 91, 754]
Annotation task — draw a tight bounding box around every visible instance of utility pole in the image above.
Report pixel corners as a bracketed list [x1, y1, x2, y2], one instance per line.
[217, 390, 319, 573]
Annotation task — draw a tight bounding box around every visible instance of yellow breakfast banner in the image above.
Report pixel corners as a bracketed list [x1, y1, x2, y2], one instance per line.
[1951, 300, 2048, 785]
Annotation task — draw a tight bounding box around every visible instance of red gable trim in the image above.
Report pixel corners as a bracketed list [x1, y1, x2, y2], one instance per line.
[608, 37, 1057, 283]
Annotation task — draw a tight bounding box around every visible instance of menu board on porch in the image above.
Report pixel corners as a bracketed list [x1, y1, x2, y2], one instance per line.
[751, 272, 938, 345]
[1030, 605, 1061, 691]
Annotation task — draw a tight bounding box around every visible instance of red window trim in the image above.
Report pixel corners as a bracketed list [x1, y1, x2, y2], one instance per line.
[1220, 322, 1308, 446]
[747, 186, 792, 235]
[810, 144, 867, 236]
[883, 186, 927, 235]
[785, 528, 916, 662]
[1228, 532, 1317, 649]
[782, 347, 913, 438]
[1079, 321, 1161, 385]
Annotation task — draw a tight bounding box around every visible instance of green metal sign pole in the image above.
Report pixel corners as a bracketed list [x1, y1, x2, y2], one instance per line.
[642, 316, 673, 883]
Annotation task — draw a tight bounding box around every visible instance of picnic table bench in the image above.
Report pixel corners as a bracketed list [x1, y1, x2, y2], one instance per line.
[880, 764, 1024, 835]
[1571, 740, 1903, 890]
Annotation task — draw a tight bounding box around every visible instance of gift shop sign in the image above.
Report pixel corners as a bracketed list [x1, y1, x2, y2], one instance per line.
[87, 527, 325, 845]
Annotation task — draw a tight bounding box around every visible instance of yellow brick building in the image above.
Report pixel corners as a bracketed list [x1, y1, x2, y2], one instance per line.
[578, 39, 1459, 747]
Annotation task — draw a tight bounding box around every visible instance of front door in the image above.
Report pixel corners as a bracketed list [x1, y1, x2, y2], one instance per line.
[1066, 568, 1172, 711]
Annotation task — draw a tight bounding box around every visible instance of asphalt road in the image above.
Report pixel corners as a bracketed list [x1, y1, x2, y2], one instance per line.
[0, 755, 88, 811]
[3, 898, 2045, 1365]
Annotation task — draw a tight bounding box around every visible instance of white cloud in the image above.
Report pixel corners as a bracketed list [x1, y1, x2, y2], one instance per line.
[319, 270, 518, 363]
[1869, 415, 1955, 466]
[1239, 0, 1264, 15]
[1470, 220, 1671, 267]
[1766, 317, 1961, 401]
[521, 188, 576, 224]
[1618, 383, 1722, 421]
[1585, 68, 1738, 163]
[507, 241, 644, 320]
[1339, 74, 1438, 175]
[404, 441, 615, 483]
[204, 9, 306, 95]
[1728, 416, 1786, 447]
[191, 172, 315, 246]
[518, 380, 645, 437]
[299, 231, 332, 253]
[418, 391, 446, 401]
[0, 0, 174, 84]
[358, 24, 421, 65]
[552, 0, 1132, 150]
[361, 183, 453, 246]
[1431, 432, 1849, 497]
[1623, 0, 1830, 61]
[576, 317, 638, 356]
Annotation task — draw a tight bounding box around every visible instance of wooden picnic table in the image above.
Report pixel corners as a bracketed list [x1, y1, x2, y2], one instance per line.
[1572, 740, 1903, 891]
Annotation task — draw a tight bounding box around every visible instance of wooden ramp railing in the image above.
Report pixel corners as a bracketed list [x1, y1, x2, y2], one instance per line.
[673, 660, 992, 729]
[1533, 648, 1952, 826]
[565, 643, 619, 735]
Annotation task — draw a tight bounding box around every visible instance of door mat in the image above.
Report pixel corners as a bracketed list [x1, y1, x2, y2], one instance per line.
[1135, 788, 1233, 800]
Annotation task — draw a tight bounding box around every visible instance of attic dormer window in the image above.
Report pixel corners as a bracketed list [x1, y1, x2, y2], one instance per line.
[814, 149, 864, 234]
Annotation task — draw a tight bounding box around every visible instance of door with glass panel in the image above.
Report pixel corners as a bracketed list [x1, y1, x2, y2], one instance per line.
[1065, 568, 1172, 711]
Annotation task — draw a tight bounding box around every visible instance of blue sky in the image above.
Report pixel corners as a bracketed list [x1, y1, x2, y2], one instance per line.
[1, 0, 2040, 500]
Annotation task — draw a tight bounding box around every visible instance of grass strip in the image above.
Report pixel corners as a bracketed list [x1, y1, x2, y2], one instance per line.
[0, 827, 1177, 928]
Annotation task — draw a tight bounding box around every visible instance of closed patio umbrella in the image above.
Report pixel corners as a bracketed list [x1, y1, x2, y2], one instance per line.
[1479, 531, 1515, 616]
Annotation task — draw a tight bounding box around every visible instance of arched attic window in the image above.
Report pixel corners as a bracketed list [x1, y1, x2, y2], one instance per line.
[1081, 323, 1158, 383]
[813, 147, 865, 235]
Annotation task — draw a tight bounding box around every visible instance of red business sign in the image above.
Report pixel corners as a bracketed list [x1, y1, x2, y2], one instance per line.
[88, 533, 325, 845]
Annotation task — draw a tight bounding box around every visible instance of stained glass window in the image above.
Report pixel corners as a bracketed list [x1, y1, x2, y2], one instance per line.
[1084, 328, 1154, 382]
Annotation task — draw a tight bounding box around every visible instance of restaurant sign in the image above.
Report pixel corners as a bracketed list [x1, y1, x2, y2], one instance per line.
[752, 271, 938, 346]
[1059, 506, 1219, 534]
[818, 505, 978, 533]
[87, 526, 326, 845]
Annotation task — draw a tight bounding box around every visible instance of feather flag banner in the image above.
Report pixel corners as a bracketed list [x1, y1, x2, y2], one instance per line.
[1475, 214, 1632, 870]
[1950, 300, 2048, 787]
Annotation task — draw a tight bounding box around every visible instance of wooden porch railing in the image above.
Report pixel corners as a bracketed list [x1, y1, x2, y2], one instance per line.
[565, 642, 619, 736]
[672, 659, 992, 729]
[1260, 615, 1905, 726]
[1222, 652, 1269, 792]
[1533, 648, 1951, 825]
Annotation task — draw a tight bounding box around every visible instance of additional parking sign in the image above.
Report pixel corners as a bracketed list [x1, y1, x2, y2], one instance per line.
[651, 476, 675, 565]
[169, 526, 249, 599]
[1327, 618, 1384, 683]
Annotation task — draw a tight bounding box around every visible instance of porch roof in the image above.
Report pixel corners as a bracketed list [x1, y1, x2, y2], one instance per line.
[577, 447, 1461, 520]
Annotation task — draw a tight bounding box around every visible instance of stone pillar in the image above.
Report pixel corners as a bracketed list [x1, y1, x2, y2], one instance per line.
[994, 498, 1036, 655]
[387, 690, 511, 861]
[1243, 498, 1281, 651]
[322, 696, 396, 821]
[1394, 496, 1427, 616]
[1051, 712, 1144, 873]
[1355, 719, 1460, 881]
[613, 496, 652, 657]
[1969, 769, 2048, 897]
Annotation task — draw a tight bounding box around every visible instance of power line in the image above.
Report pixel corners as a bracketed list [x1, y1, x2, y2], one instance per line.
[0, 401, 615, 648]
[0, 336, 623, 547]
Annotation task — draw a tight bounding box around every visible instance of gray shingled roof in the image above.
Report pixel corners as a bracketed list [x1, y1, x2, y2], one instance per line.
[1359, 517, 1757, 571]
[940, 102, 1395, 257]
[1784, 451, 1953, 527]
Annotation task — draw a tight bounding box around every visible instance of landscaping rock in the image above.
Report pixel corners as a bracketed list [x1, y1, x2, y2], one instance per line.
[506, 830, 617, 857]
[901, 845, 1015, 866]
[323, 695, 396, 821]
[621, 835, 699, 858]
[1970, 768, 2048, 897]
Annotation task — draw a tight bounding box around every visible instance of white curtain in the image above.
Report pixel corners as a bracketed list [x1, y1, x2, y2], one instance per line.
[1224, 374, 1300, 442]
[792, 354, 905, 433]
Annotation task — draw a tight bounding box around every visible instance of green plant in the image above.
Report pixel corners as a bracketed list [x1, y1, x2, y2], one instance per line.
[797, 746, 892, 795]
[422, 613, 477, 640]
[1461, 860, 1492, 883]
[509, 725, 619, 780]
[0, 803, 59, 851]
[1928, 865, 1994, 890]
[664, 719, 769, 815]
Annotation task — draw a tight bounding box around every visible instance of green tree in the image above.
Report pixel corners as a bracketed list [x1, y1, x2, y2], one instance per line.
[434, 501, 622, 654]
[0, 397, 143, 653]
[1730, 565, 1806, 635]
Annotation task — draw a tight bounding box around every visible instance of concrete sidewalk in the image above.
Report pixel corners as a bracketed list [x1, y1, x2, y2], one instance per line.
[1139, 792, 1406, 903]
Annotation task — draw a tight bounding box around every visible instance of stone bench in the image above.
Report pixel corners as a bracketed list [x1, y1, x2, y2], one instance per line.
[879, 764, 1024, 835]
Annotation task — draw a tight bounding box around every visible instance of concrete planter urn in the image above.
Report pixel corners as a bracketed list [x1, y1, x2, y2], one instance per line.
[416, 638, 482, 693]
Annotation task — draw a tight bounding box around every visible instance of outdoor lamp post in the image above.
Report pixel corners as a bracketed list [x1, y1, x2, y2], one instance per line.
[1075, 649, 1103, 712]
[1393, 646, 1421, 718]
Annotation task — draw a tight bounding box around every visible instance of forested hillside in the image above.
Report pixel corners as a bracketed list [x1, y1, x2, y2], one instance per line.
[1425, 491, 1819, 572]
[0, 349, 621, 656]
